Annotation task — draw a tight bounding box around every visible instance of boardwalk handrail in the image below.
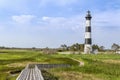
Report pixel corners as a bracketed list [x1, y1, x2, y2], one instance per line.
[37, 64, 71, 69]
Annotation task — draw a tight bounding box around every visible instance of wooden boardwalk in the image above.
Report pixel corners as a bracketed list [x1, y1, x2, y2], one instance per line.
[16, 64, 44, 80]
[16, 64, 70, 80]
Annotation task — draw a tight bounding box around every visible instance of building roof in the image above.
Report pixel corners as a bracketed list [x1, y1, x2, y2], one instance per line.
[85, 11, 92, 19]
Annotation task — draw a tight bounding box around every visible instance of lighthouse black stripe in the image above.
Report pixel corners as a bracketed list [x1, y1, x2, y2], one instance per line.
[85, 27, 91, 32]
[85, 17, 91, 20]
[85, 38, 92, 44]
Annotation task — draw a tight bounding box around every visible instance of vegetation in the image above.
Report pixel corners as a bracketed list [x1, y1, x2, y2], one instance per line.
[111, 43, 120, 51]
[0, 49, 120, 80]
[48, 54, 120, 80]
[41, 69, 58, 80]
[0, 49, 78, 80]
[60, 43, 106, 53]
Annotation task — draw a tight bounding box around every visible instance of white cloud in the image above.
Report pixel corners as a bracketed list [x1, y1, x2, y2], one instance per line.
[12, 15, 35, 24]
[39, 16, 83, 31]
[42, 16, 66, 24]
[42, 16, 50, 21]
[93, 10, 120, 29]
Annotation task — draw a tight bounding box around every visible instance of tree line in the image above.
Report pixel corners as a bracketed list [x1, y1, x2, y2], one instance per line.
[60, 43, 119, 52]
[0, 43, 119, 53]
[59, 43, 105, 52]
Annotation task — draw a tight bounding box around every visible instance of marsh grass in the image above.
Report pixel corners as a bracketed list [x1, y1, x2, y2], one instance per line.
[0, 49, 79, 80]
[0, 50, 120, 80]
[47, 54, 120, 80]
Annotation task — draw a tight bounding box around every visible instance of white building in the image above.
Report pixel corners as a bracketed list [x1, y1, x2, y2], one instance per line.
[116, 48, 120, 54]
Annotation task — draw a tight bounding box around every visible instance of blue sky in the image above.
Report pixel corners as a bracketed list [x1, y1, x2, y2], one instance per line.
[0, 0, 120, 48]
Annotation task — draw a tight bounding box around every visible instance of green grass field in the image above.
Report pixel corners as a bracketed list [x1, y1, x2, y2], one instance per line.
[0, 49, 120, 80]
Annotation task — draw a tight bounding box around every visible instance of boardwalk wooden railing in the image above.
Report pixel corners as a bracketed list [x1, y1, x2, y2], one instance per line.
[37, 64, 71, 69]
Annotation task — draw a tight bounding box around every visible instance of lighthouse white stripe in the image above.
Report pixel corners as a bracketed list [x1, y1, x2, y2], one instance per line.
[86, 20, 91, 27]
[84, 44, 92, 54]
[85, 32, 91, 38]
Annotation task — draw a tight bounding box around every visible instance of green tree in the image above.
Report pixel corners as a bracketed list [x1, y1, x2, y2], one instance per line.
[92, 44, 99, 50]
[60, 44, 68, 51]
[111, 43, 119, 51]
[69, 43, 84, 54]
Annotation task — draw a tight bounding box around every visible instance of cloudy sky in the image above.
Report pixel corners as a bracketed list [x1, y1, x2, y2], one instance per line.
[0, 0, 120, 48]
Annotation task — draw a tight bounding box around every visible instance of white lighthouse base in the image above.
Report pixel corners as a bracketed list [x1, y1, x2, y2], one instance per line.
[84, 44, 92, 54]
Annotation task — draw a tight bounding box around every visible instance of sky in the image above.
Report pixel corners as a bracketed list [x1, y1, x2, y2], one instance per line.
[0, 0, 120, 48]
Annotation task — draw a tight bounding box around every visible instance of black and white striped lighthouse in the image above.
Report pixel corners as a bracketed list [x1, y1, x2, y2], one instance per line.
[84, 11, 92, 54]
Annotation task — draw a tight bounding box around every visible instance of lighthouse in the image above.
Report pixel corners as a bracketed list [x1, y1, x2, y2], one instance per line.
[84, 11, 92, 54]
